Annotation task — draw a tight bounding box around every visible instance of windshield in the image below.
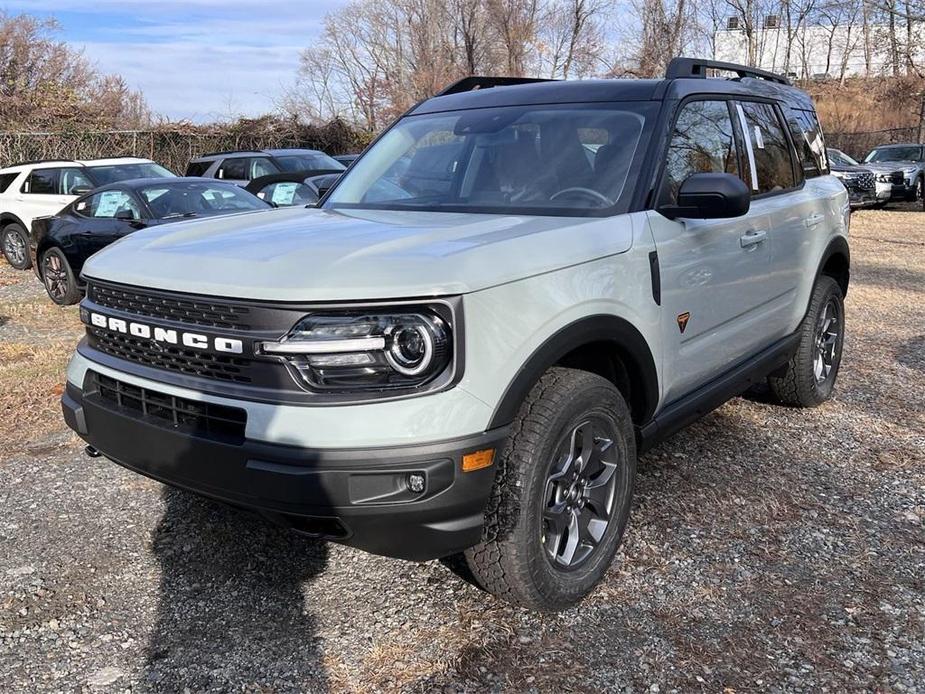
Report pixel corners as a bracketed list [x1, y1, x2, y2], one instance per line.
[275, 152, 345, 173]
[138, 182, 270, 218]
[827, 149, 859, 167]
[865, 146, 923, 163]
[87, 163, 175, 185]
[325, 103, 655, 215]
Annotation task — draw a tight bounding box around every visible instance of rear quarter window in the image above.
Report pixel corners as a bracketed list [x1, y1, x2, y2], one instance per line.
[185, 161, 211, 177]
[786, 107, 828, 177]
[0, 173, 19, 193]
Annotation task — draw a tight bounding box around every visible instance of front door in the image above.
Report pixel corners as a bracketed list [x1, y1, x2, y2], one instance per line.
[647, 98, 775, 403]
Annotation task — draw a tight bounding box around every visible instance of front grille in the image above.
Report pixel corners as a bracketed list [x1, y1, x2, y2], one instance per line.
[857, 172, 875, 190]
[89, 371, 246, 443]
[88, 328, 254, 383]
[88, 282, 253, 331]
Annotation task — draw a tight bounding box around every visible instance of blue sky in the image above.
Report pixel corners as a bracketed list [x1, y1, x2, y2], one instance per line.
[2, 0, 348, 122]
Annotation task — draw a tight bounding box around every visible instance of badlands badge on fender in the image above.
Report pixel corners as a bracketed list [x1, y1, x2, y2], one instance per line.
[677, 312, 691, 334]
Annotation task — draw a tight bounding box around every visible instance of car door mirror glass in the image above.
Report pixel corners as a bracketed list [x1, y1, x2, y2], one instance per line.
[658, 173, 750, 220]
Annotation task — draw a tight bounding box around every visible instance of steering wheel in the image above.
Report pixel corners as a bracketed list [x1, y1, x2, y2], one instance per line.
[550, 187, 613, 207]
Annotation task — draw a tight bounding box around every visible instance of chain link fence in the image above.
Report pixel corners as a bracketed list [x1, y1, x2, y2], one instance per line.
[0, 119, 369, 174]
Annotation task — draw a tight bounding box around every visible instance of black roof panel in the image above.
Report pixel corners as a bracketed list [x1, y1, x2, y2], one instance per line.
[410, 79, 665, 114]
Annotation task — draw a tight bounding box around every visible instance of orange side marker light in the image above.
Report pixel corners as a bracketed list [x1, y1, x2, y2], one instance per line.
[462, 448, 495, 472]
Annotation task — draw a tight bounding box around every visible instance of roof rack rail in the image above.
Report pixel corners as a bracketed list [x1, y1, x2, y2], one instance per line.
[197, 149, 264, 158]
[7, 158, 79, 168]
[666, 58, 791, 86]
[437, 76, 556, 97]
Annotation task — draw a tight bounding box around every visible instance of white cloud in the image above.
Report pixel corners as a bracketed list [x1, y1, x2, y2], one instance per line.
[81, 40, 303, 121]
[3, 1, 351, 121]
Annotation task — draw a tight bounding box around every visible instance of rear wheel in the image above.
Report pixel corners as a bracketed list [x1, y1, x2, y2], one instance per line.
[1, 223, 30, 270]
[451, 367, 636, 611]
[768, 275, 844, 407]
[41, 248, 81, 305]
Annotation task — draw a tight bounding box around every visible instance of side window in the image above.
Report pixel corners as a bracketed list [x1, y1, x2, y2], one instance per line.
[250, 157, 277, 178]
[664, 100, 739, 202]
[786, 108, 827, 177]
[59, 167, 94, 195]
[76, 190, 141, 219]
[185, 161, 210, 177]
[257, 182, 318, 206]
[736, 101, 797, 194]
[217, 158, 248, 180]
[23, 168, 61, 195]
[0, 173, 18, 193]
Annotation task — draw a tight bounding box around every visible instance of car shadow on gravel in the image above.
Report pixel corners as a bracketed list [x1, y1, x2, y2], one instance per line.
[143, 488, 330, 691]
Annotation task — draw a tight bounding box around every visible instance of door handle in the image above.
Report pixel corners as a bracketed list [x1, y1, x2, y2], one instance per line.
[740, 229, 767, 248]
[804, 213, 824, 228]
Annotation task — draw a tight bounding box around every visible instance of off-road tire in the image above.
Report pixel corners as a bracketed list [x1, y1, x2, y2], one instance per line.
[456, 367, 636, 611]
[768, 275, 845, 407]
[1, 223, 31, 270]
[41, 247, 82, 305]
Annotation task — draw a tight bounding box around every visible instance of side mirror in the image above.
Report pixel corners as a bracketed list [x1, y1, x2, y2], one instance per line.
[114, 209, 138, 221]
[658, 173, 751, 220]
[71, 185, 93, 196]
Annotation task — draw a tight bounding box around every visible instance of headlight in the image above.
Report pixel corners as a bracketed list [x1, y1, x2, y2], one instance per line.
[877, 173, 892, 182]
[258, 308, 452, 392]
[831, 170, 845, 179]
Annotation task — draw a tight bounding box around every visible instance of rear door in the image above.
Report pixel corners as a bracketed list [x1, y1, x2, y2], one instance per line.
[735, 99, 820, 339]
[647, 98, 774, 403]
[16, 168, 82, 227]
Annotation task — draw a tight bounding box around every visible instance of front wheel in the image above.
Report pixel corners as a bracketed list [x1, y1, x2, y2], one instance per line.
[454, 367, 636, 611]
[768, 275, 845, 407]
[1, 223, 31, 270]
[41, 248, 81, 305]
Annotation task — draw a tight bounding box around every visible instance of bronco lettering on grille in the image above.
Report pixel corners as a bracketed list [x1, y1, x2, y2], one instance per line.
[87, 311, 244, 354]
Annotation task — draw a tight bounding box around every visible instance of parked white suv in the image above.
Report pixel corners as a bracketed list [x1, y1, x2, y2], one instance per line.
[0, 157, 174, 269]
[62, 60, 850, 610]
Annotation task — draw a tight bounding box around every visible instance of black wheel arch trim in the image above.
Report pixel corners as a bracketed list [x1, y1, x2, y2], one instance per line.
[487, 314, 659, 430]
[817, 234, 850, 296]
[0, 213, 27, 231]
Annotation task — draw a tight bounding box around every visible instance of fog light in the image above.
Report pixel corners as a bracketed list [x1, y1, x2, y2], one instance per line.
[408, 473, 425, 493]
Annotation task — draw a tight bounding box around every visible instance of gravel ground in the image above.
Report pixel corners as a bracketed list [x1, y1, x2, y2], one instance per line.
[1, 206, 923, 692]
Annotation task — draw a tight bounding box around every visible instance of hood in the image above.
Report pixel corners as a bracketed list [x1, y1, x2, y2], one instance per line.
[861, 161, 903, 173]
[830, 164, 871, 174]
[862, 161, 912, 174]
[82, 206, 635, 301]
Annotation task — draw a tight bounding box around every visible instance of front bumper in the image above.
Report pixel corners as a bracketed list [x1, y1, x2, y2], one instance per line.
[62, 372, 507, 561]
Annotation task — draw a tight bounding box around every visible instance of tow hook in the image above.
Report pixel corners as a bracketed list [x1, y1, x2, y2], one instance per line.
[84, 445, 102, 458]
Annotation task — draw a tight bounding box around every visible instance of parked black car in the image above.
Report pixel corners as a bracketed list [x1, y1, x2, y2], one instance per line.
[30, 178, 271, 305]
[245, 170, 343, 206]
[825, 148, 878, 208]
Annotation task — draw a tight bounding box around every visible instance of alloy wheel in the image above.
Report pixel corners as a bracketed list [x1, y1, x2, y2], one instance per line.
[43, 253, 70, 301]
[813, 298, 840, 385]
[542, 419, 621, 569]
[3, 230, 26, 267]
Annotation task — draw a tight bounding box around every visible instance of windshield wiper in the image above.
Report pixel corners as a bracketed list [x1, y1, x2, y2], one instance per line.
[161, 212, 198, 220]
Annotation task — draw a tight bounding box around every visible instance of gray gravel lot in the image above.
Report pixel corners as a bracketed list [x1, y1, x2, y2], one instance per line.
[1, 207, 923, 692]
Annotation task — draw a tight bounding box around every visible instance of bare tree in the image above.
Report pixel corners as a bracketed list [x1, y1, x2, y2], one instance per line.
[0, 12, 150, 129]
[541, 0, 611, 78]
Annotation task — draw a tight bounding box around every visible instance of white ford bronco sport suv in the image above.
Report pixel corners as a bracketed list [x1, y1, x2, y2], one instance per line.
[0, 157, 174, 270]
[62, 59, 849, 610]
